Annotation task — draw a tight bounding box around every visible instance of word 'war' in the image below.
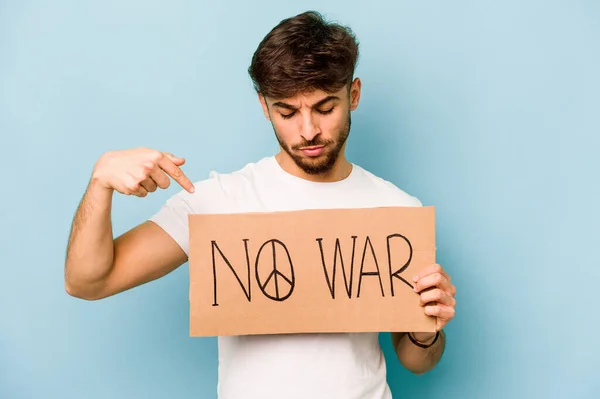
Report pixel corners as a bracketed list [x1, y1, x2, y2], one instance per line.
[208, 234, 415, 306]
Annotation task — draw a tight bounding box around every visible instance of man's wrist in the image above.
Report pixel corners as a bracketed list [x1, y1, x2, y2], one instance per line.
[407, 331, 440, 348]
[410, 332, 437, 343]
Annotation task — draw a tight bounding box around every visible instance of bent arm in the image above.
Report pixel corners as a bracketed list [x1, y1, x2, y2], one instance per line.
[64, 178, 187, 300]
[391, 331, 446, 375]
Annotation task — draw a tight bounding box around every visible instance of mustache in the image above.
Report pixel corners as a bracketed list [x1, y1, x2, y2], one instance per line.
[291, 137, 333, 150]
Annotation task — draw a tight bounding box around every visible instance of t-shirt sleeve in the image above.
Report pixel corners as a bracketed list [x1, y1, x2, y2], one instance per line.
[149, 192, 194, 256]
[148, 173, 234, 256]
[379, 178, 424, 207]
[411, 195, 423, 207]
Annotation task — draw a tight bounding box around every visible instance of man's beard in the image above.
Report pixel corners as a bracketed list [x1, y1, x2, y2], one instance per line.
[273, 112, 352, 176]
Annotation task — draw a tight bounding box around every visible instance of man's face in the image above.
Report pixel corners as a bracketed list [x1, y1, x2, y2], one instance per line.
[260, 78, 361, 176]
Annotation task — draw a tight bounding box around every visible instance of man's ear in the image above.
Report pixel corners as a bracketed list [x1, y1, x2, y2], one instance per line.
[258, 94, 271, 121]
[349, 77, 362, 111]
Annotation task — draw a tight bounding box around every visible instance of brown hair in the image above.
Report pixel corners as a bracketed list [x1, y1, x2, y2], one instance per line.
[248, 11, 360, 100]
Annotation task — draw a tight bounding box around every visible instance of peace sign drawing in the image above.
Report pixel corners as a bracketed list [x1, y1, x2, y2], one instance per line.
[255, 239, 296, 301]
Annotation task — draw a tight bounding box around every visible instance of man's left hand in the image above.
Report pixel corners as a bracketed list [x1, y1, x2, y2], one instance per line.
[413, 263, 456, 332]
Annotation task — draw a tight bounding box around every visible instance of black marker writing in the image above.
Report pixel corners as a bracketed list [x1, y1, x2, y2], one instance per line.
[211, 239, 252, 306]
[357, 236, 385, 298]
[316, 236, 357, 299]
[387, 233, 413, 295]
[209, 233, 414, 306]
[255, 239, 296, 302]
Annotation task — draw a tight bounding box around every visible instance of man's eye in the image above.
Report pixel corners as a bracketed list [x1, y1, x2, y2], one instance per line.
[318, 107, 334, 115]
[281, 111, 296, 119]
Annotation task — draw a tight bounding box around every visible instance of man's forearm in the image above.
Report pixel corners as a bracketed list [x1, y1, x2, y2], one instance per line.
[392, 331, 446, 375]
[64, 178, 116, 297]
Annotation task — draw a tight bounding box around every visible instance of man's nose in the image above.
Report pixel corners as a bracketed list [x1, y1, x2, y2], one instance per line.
[300, 113, 320, 141]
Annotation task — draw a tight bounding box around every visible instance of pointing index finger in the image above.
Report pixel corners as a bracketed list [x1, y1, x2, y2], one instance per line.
[158, 156, 195, 193]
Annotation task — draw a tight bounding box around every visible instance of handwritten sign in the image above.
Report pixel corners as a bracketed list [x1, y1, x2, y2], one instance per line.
[188, 206, 436, 336]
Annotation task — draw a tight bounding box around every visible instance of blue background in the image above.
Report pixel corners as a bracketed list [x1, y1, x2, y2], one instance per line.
[1, 1, 598, 398]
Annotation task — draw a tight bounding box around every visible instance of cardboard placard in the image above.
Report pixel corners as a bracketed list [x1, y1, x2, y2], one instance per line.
[188, 206, 436, 336]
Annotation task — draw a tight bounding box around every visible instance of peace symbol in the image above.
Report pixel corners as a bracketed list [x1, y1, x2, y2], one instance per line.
[255, 239, 296, 301]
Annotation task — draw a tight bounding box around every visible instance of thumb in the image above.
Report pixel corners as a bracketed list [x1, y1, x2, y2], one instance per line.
[163, 152, 185, 166]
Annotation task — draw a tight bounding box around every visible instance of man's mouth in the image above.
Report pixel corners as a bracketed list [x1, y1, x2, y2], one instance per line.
[298, 145, 325, 157]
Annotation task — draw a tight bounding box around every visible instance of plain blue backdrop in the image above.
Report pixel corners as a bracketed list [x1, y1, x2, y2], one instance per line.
[1, 1, 598, 398]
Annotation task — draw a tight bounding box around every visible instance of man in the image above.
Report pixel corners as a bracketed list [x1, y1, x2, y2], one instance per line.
[64, 10, 456, 399]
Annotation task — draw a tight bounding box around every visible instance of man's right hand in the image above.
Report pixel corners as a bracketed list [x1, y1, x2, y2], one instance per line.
[91, 147, 195, 196]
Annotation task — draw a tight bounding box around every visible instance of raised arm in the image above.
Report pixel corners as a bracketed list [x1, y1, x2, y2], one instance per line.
[64, 148, 195, 300]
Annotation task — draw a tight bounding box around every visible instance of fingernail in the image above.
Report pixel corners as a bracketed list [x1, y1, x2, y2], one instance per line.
[413, 276, 418, 282]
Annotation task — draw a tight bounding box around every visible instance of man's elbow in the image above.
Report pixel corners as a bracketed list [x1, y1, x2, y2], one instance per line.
[397, 350, 443, 375]
[64, 276, 108, 301]
[65, 283, 98, 300]
[400, 360, 436, 376]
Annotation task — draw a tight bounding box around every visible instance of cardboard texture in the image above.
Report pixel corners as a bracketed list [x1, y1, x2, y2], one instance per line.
[188, 206, 436, 336]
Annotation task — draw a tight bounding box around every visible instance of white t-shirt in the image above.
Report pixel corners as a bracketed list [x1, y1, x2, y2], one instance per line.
[150, 155, 422, 399]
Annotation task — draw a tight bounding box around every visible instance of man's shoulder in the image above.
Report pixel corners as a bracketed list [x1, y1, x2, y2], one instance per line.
[207, 156, 272, 180]
[191, 156, 273, 191]
[168, 156, 273, 207]
[352, 164, 423, 207]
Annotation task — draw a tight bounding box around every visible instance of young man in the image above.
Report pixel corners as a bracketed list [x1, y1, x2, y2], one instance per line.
[65, 10, 456, 399]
